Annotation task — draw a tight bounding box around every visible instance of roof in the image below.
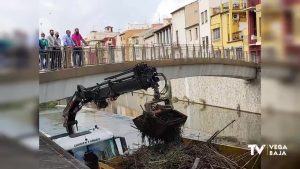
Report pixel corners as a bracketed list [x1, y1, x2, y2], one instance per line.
[120, 29, 149, 37]
[144, 34, 154, 39]
[153, 23, 172, 33]
[136, 28, 154, 37]
[171, 6, 185, 14]
[85, 31, 119, 41]
[170, 0, 198, 14]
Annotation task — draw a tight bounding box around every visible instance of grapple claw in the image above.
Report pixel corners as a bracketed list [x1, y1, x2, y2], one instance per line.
[133, 109, 187, 142]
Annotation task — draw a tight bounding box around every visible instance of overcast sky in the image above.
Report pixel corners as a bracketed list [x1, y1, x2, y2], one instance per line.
[38, 0, 195, 37]
[0, 0, 37, 35]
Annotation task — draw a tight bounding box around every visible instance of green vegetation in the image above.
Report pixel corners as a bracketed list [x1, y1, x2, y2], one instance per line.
[39, 101, 58, 111]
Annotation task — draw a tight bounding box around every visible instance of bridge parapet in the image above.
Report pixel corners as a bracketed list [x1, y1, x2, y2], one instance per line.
[40, 58, 259, 84]
[39, 45, 260, 103]
[39, 44, 259, 72]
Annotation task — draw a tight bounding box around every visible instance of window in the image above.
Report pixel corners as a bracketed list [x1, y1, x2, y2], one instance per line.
[204, 10, 208, 23]
[251, 51, 257, 62]
[166, 30, 169, 44]
[189, 30, 192, 41]
[195, 28, 198, 40]
[202, 36, 209, 48]
[236, 47, 244, 60]
[72, 139, 118, 162]
[176, 30, 179, 44]
[259, 17, 261, 37]
[253, 13, 257, 36]
[215, 50, 221, 58]
[160, 33, 162, 44]
[225, 49, 230, 58]
[213, 28, 220, 40]
[202, 37, 206, 47]
[201, 12, 204, 24]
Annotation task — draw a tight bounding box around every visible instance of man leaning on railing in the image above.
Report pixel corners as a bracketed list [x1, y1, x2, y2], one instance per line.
[72, 28, 87, 67]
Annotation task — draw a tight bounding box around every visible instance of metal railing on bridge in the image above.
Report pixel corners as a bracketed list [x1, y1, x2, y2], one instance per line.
[39, 44, 259, 71]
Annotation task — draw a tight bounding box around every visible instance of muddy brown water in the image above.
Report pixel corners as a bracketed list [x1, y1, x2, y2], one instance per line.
[39, 93, 261, 149]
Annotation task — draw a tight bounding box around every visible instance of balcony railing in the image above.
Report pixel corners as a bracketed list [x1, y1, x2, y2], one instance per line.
[222, 2, 230, 11]
[211, 7, 221, 16]
[232, 2, 248, 10]
[232, 31, 244, 41]
[211, 3, 229, 16]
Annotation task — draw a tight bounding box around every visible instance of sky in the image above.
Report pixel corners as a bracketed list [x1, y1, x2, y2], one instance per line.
[38, 0, 195, 37]
[0, 0, 37, 35]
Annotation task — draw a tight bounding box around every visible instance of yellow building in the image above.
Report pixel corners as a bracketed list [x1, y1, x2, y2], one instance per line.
[210, 0, 249, 61]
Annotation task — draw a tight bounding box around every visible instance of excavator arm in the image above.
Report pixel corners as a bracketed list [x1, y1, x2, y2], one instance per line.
[63, 63, 170, 135]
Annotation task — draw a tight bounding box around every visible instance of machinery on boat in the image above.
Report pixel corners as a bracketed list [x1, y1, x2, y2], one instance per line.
[49, 126, 128, 169]
[54, 63, 187, 168]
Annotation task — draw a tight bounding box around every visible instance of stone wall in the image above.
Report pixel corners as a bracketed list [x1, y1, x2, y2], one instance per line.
[170, 75, 261, 113]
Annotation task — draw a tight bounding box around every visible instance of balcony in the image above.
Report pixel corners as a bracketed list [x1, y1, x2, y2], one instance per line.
[222, 2, 230, 11]
[249, 34, 258, 44]
[232, 31, 243, 41]
[211, 7, 221, 16]
[232, 2, 248, 10]
[211, 3, 229, 16]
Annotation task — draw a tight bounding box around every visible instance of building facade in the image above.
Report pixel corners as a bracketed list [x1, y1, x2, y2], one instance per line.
[198, 0, 214, 48]
[248, 0, 261, 63]
[185, 1, 200, 45]
[144, 33, 155, 45]
[153, 23, 172, 45]
[85, 26, 119, 47]
[118, 28, 149, 61]
[210, 0, 250, 60]
[171, 7, 186, 45]
[119, 29, 148, 46]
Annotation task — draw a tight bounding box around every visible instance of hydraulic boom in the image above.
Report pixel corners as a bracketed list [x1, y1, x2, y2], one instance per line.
[64, 64, 164, 134]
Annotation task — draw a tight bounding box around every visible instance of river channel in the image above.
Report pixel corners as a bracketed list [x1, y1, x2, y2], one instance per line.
[39, 93, 261, 149]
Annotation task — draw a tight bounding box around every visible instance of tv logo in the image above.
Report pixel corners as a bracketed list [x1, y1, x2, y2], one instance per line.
[248, 144, 287, 156]
[248, 144, 265, 155]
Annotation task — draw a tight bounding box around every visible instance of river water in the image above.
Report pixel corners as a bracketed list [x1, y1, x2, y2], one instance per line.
[39, 93, 260, 149]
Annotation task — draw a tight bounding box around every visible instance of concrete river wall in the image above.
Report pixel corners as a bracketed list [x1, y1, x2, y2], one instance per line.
[170, 75, 261, 113]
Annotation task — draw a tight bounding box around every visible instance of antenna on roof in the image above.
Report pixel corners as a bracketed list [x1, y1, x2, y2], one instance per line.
[159, 13, 161, 23]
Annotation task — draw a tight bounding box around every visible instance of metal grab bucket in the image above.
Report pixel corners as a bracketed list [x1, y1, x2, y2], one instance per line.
[133, 109, 187, 142]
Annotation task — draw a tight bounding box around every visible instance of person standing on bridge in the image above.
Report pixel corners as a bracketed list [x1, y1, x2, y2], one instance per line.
[47, 29, 56, 70]
[63, 30, 75, 68]
[72, 28, 87, 67]
[39, 32, 48, 70]
[54, 31, 62, 69]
